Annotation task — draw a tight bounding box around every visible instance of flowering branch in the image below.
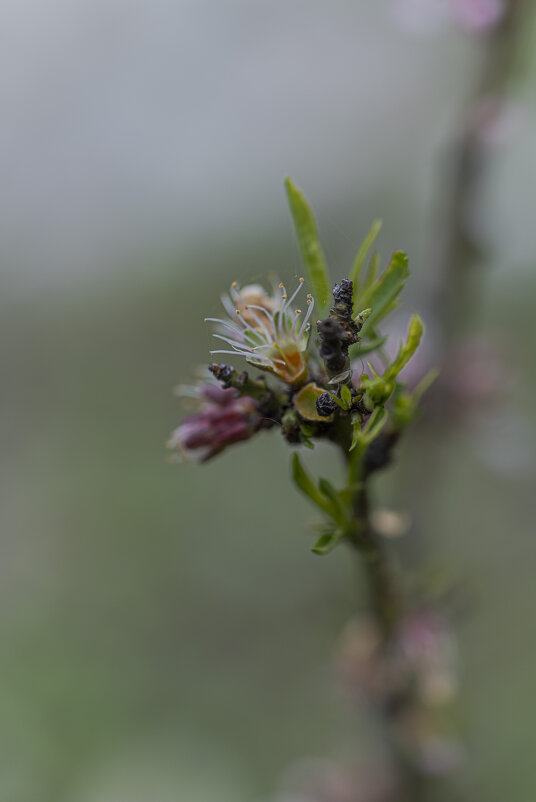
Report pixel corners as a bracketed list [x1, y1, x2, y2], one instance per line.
[170, 179, 457, 800]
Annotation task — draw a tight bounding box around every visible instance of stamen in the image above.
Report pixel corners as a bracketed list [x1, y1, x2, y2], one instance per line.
[205, 318, 245, 339]
[210, 348, 250, 357]
[298, 296, 315, 339]
[212, 333, 252, 350]
[243, 305, 274, 339]
[283, 279, 304, 311]
[210, 347, 269, 365]
[230, 285, 245, 307]
[221, 294, 245, 325]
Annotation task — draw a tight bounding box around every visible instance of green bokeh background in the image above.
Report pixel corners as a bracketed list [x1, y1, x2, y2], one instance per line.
[2, 2, 536, 800]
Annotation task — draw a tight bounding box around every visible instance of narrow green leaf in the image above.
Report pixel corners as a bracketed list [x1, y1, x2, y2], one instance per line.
[361, 406, 388, 445]
[291, 453, 344, 520]
[350, 219, 383, 299]
[360, 251, 409, 332]
[318, 478, 348, 525]
[312, 530, 344, 555]
[327, 392, 346, 410]
[341, 384, 352, 408]
[350, 418, 362, 453]
[350, 335, 388, 359]
[291, 452, 331, 514]
[361, 251, 380, 298]
[354, 307, 372, 326]
[385, 315, 424, 380]
[412, 366, 440, 403]
[350, 407, 388, 452]
[285, 178, 331, 317]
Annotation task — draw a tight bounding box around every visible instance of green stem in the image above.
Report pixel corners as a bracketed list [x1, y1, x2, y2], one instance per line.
[347, 445, 400, 635]
[345, 445, 431, 801]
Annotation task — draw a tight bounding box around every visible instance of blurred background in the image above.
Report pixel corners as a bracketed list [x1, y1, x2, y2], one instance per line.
[2, 1, 536, 800]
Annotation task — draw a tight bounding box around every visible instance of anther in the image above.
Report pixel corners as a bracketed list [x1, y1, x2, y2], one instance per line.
[282, 294, 287, 300]
[295, 309, 302, 315]
[299, 277, 304, 282]
[232, 282, 238, 288]
[279, 282, 284, 289]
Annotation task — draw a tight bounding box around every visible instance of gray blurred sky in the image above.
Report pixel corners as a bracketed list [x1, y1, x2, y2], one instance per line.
[1, 0, 535, 288]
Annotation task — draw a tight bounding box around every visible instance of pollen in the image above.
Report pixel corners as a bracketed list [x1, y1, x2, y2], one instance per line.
[279, 282, 284, 289]
[299, 277, 304, 283]
[236, 309, 241, 315]
[295, 309, 302, 315]
[307, 298, 312, 304]
[231, 282, 238, 288]
[282, 294, 287, 300]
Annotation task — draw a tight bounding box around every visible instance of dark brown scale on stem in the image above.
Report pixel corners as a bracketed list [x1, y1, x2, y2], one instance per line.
[316, 391, 339, 417]
[331, 278, 356, 325]
[317, 317, 350, 375]
[317, 278, 361, 377]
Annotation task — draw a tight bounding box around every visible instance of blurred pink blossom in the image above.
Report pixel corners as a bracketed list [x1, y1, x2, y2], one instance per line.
[392, 0, 506, 35]
[449, 0, 506, 32]
[168, 383, 259, 461]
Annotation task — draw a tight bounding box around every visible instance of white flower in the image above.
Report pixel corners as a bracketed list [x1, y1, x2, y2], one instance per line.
[206, 278, 315, 385]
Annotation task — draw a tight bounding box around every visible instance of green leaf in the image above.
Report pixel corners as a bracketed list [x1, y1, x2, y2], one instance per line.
[385, 315, 424, 380]
[292, 452, 335, 518]
[327, 392, 346, 410]
[350, 219, 383, 299]
[350, 419, 361, 453]
[285, 178, 331, 317]
[318, 478, 348, 525]
[360, 251, 409, 332]
[340, 384, 352, 409]
[362, 406, 388, 443]
[361, 251, 380, 298]
[311, 530, 344, 555]
[391, 367, 439, 430]
[350, 334, 388, 359]
[412, 366, 440, 403]
[354, 307, 372, 327]
[350, 407, 388, 452]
